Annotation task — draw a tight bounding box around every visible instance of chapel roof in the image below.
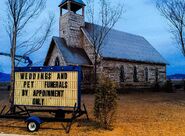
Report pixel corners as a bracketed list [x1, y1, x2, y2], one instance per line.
[59, 0, 85, 6]
[82, 23, 167, 65]
[44, 37, 92, 66]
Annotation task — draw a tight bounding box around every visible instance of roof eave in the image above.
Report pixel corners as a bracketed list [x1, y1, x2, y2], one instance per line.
[59, 1, 86, 7]
[66, 63, 93, 67]
[43, 38, 55, 66]
[103, 57, 167, 66]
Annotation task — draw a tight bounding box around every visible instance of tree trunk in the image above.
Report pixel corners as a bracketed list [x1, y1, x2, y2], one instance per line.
[94, 54, 98, 89]
[10, 29, 16, 112]
[179, 31, 185, 56]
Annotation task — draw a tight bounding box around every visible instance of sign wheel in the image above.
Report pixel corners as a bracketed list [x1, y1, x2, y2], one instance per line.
[27, 121, 40, 132]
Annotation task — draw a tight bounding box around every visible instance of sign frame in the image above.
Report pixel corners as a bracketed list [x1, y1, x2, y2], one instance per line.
[14, 66, 82, 109]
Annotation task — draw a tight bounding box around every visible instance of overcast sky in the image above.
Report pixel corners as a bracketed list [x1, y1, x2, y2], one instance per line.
[0, 0, 184, 75]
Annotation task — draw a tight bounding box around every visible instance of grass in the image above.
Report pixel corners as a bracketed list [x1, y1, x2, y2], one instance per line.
[1, 91, 185, 135]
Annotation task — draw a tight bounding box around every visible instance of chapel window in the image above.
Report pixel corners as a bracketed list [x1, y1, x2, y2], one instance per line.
[145, 67, 149, 82]
[155, 68, 159, 82]
[120, 65, 125, 82]
[133, 66, 138, 82]
[55, 57, 60, 66]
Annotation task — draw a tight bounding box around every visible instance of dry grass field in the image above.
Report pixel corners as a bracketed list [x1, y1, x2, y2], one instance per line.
[1, 90, 185, 136]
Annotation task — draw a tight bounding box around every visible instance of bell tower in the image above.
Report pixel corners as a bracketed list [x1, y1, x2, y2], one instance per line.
[59, 0, 86, 48]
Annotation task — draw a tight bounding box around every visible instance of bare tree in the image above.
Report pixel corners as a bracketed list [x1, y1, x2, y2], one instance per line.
[85, 0, 124, 129]
[85, 0, 124, 84]
[6, 0, 54, 107]
[156, 0, 185, 57]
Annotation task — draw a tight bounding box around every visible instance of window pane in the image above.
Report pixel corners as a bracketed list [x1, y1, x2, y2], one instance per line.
[155, 68, 159, 82]
[133, 66, 138, 82]
[145, 67, 148, 82]
[120, 66, 125, 82]
[55, 57, 60, 66]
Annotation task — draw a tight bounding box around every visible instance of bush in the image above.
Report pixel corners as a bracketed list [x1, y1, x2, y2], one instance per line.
[163, 80, 174, 93]
[94, 76, 118, 130]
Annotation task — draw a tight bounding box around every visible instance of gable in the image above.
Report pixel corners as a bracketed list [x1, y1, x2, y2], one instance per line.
[44, 40, 66, 66]
[44, 37, 92, 66]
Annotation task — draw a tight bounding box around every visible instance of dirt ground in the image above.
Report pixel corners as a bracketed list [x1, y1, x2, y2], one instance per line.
[1, 90, 185, 136]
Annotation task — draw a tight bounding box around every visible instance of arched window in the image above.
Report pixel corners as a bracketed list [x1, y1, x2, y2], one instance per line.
[145, 67, 149, 82]
[133, 66, 138, 82]
[120, 66, 125, 82]
[55, 57, 60, 66]
[155, 68, 159, 82]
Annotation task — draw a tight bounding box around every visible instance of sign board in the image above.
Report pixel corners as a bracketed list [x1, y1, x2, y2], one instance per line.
[14, 66, 81, 108]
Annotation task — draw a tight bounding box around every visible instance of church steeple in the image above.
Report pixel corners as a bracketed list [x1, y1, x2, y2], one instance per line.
[59, 0, 85, 16]
[59, 0, 86, 48]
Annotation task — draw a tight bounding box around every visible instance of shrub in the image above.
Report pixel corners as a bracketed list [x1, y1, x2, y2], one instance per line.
[94, 76, 118, 130]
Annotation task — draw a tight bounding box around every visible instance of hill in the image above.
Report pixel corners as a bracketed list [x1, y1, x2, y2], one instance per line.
[0, 72, 10, 82]
[167, 74, 185, 80]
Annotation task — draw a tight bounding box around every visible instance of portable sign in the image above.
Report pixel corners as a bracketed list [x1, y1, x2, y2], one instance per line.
[14, 66, 81, 108]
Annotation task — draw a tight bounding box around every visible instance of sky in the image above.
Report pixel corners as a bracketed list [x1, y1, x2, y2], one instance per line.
[0, 0, 184, 75]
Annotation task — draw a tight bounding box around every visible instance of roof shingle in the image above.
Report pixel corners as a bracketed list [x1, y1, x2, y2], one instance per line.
[84, 23, 167, 64]
[60, 0, 85, 6]
[44, 37, 92, 66]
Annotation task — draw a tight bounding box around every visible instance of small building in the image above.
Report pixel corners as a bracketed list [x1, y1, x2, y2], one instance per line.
[44, 0, 167, 89]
